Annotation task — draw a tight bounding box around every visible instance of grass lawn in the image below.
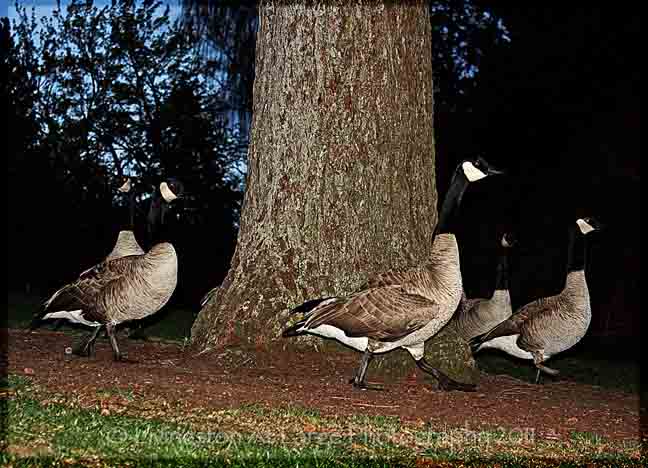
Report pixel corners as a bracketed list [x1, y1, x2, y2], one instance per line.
[1, 375, 643, 467]
[5, 291, 642, 467]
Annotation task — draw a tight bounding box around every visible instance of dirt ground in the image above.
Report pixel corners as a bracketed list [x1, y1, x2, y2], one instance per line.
[7, 329, 643, 445]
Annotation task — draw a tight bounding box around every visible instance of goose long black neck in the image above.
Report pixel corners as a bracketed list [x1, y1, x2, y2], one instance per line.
[434, 169, 469, 237]
[146, 191, 171, 246]
[117, 189, 137, 231]
[494, 251, 510, 290]
[127, 190, 137, 231]
[567, 225, 587, 273]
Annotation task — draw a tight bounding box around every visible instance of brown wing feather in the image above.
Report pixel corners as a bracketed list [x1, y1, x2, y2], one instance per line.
[479, 294, 558, 342]
[359, 269, 410, 289]
[305, 286, 436, 342]
[41, 255, 139, 323]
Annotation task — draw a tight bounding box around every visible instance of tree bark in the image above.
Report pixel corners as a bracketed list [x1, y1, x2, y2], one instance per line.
[191, 2, 472, 385]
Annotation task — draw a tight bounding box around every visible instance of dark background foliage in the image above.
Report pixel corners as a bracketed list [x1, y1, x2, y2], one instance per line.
[4, 1, 639, 339]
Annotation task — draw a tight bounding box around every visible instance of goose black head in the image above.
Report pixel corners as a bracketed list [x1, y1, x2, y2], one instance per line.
[460, 156, 506, 182]
[116, 176, 138, 229]
[576, 217, 605, 235]
[147, 177, 185, 242]
[160, 178, 185, 203]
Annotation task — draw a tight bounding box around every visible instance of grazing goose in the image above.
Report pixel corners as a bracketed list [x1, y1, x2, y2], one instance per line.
[452, 232, 516, 341]
[282, 157, 505, 391]
[469, 217, 603, 383]
[30, 178, 184, 361]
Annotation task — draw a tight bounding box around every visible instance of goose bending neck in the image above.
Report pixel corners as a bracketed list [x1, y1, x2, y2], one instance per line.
[126, 190, 137, 231]
[567, 225, 586, 273]
[494, 253, 510, 290]
[434, 171, 469, 236]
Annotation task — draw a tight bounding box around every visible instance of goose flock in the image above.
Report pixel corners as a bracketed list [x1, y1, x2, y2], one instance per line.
[281, 157, 603, 390]
[29, 156, 603, 392]
[30, 177, 184, 361]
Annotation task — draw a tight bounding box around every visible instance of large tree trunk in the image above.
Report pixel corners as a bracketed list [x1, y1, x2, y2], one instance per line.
[191, 1, 476, 384]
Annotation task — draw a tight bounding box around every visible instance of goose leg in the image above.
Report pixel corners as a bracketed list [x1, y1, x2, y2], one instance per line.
[532, 351, 559, 384]
[106, 323, 132, 362]
[349, 350, 383, 391]
[72, 326, 103, 357]
[416, 358, 477, 392]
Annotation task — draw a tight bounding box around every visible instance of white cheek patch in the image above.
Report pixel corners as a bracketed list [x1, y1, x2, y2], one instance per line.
[576, 218, 595, 234]
[160, 182, 178, 202]
[501, 235, 512, 248]
[118, 179, 132, 193]
[479, 334, 534, 360]
[462, 161, 487, 182]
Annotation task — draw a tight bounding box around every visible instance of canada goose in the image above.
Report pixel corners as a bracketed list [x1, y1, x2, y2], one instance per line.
[68, 177, 146, 351]
[469, 217, 604, 383]
[30, 178, 184, 361]
[48, 177, 144, 334]
[124, 176, 187, 340]
[452, 232, 516, 341]
[282, 156, 505, 392]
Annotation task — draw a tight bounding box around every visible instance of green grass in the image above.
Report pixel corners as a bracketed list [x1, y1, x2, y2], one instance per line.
[3, 375, 643, 467]
[96, 386, 136, 402]
[570, 431, 604, 445]
[3, 376, 415, 467]
[475, 348, 639, 394]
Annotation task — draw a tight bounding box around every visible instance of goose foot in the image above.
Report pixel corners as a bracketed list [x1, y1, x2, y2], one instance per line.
[532, 352, 559, 384]
[106, 323, 136, 363]
[534, 364, 559, 384]
[417, 358, 477, 392]
[438, 376, 477, 392]
[347, 349, 384, 390]
[114, 354, 138, 363]
[72, 326, 103, 357]
[72, 342, 93, 357]
[348, 377, 385, 391]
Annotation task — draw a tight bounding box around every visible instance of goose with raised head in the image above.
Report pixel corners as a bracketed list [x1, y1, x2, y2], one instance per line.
[282, 157, 505, 392]
[106, 177, 146, 261]
[47, 177, 145, 334]
[452, 232, 516, 341]
[469, 217, 603, 383]
[29, 178, 185, 361]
